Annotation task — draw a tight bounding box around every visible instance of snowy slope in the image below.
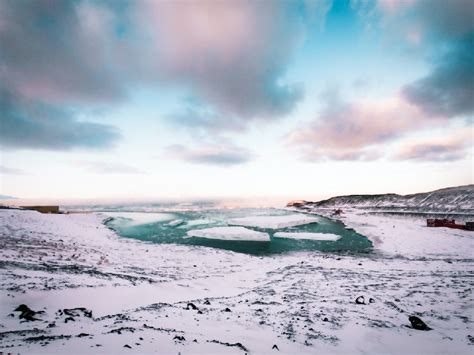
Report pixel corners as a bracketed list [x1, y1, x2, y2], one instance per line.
[1, 209, 473, 353]
[288, 185, 474, 213]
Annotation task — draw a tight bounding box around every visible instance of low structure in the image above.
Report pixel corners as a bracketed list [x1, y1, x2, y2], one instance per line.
[426, 218, 472, 230]
[21, 206, 60, 214]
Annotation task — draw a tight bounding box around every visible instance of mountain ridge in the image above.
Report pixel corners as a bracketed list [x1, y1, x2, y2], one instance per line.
[287, 185, 474, 213]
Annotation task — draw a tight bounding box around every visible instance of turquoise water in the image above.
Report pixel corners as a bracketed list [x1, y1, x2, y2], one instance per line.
[104, 208, 373, 255]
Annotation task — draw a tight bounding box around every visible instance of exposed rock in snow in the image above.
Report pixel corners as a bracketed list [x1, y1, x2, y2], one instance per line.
[409, 315, 432, 331]
[228, 215, 319, 229]
[186, 226, 270, 241]
[273, 232, 341, 241]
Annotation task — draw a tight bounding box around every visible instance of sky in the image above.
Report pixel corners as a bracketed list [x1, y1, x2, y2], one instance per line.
[0, 0, 473, 203]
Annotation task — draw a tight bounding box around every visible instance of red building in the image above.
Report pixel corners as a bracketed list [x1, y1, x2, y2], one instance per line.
[426, 219, 469, 230]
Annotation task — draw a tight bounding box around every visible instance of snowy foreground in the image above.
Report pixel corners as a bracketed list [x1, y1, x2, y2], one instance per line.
[0, 209, 473, 354]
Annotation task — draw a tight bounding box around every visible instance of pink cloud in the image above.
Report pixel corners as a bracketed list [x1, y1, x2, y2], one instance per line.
[286, 94, 429, 161]
[394, 128, 472, 161]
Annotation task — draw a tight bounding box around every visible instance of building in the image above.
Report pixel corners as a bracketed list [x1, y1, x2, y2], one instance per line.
[21, 206, 60, 214]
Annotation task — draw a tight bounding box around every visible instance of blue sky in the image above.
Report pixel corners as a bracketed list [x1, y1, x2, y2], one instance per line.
[1, 0, 472, 202]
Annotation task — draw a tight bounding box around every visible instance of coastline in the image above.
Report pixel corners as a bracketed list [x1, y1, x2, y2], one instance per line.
[288, 206, 474, 259]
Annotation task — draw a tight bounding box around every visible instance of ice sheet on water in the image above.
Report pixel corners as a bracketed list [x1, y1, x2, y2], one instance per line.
[167, 219, 184, 227]
[273, 232, 341, 241]
[228, 214, 319, 229]
[184, 218, 215, 227]
[186, 227, 270, 242]
[103, 212, 176, 226]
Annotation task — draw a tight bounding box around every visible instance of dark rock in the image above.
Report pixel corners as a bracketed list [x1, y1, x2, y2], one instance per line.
[14, 304, 41, 321]
[25, 334, 72, 343]
[223, 307, 232, 312]
[186, 303, 198, 310]
[63, 307, 92, 318]
[14, 304, 31, 313]
[386, 301, 405, 314]
[77, 333, 90, 338]
[197, 310, 203, 314]
[204, 299, 211, 305]
[193, 339, 198, 343]
[123, 344, 132, 349]
[355, 296, 365, 305]
[47, 322, 56, 328]
[409, 316, 431, 331]
[64, 317, 75, 323]
[108, 327, 136, 335]
[272, 344, 280, 350]
[369, 298, 375, 303]
[207, 340, 248, 352]
[174, 335, 186, 342]
[323, 317, 329, 322]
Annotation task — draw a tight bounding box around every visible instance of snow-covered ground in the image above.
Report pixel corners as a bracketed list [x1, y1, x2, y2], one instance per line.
[303, 208, 474, 259]
[0, 209, 473, 354]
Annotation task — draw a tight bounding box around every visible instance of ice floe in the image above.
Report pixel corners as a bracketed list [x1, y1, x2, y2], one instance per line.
[184, 218, 215, 227]
[228, 214, 319, 229]
[103, 212, 175, 226]
[186, 227, 270, 242]
[273, 232, 341, 241]
[167, 219, 184, 227]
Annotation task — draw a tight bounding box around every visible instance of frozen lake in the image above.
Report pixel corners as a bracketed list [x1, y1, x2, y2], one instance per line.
[104, 208, 372, 255]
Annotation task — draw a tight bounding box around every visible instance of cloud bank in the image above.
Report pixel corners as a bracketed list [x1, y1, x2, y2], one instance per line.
[286, 89, 427, 161]
[366, 0, 474, 119]
[291, 0, 473, 162]
[1, 0, 325, 150]
[165, 143, 253, 167]
[79, 161, 146, 174]
[0, 87, 120, 150]
[394, 129, 472, 162]
[0, 165, 27, 175]
[402, 34, 474, 118]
